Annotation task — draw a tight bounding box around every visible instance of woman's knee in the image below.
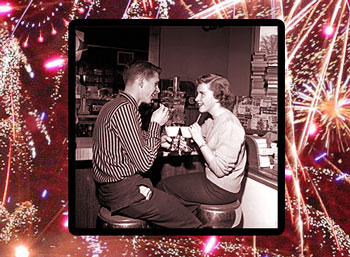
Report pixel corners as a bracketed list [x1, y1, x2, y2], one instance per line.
[156, 176, 176, 190]
[156, 179, 165, 190]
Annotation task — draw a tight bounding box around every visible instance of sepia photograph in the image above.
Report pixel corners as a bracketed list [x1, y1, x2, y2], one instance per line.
[69, 20, 285, 235]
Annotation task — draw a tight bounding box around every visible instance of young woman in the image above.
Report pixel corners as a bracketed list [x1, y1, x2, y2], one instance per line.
[157, 73, 247, 213]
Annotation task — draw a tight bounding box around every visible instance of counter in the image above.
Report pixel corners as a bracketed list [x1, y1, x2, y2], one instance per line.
[74, 134, 279, 229]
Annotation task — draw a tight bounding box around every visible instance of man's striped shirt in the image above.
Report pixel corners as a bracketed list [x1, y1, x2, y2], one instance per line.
[92, 92, 161, 183]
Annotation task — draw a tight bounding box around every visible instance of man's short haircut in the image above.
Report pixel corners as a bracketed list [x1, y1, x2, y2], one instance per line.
[196, 73, 234, 110]
[123, 60, 162, 85]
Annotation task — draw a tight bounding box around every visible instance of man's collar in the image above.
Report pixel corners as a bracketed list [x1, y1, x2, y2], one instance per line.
[120, 91, 138, 108]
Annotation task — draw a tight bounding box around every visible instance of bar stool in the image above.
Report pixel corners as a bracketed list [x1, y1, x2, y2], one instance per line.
[197, 200, 243, 228]
[97, 207, 149, 229]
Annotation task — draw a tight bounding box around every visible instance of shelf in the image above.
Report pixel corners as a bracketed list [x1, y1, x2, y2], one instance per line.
[78, 114, 98, 119]
[245, 129, 277, 136]
[86, 98, 108, 102]
[245, 129, 267, 136]
[260, 167, 278, 177]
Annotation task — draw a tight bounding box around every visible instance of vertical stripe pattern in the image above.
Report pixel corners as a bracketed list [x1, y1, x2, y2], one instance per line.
[92, 92, 161, 183]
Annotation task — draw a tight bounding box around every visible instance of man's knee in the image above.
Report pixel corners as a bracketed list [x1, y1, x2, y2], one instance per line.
[152, 187, 170, 201]
[152, 189, 178, 208]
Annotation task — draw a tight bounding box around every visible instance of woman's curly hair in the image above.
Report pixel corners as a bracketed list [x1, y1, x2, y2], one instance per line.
[196, 73, 234, 110]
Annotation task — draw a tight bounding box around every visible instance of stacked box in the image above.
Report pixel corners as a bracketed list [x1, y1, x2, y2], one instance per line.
[251, 52, 267, 97]
[266, 54, 278, 100]
[234, 96, 278, 133]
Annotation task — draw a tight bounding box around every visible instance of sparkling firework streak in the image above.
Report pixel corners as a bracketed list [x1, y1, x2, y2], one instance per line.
[335, 173, 348, 181]
[10, 0, 33, 38]
[0, 201, 38, 243]
[281, 1, 350, 255]
[315, 152, 327, 162]
[293, 78, 350, 153]
[0, 0, 349, 256]
[0, 0, 99, 251]
[295, 0, 348, 153]
[0, 4, 13, 14]
[123, 0, 175, 19]
[189, 0, 241, 19]
[0, 27, 33, 204]
[203, 236, 217, 253]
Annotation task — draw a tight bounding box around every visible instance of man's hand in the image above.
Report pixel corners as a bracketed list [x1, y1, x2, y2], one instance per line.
[139, 185, 152, 200]
[151, 104, 169, 126]
[161, 134, 172, 149]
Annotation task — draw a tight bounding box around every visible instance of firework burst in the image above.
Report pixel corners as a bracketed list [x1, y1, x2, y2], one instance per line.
[293, 78, 350, 153]
[0, 201, 38, 244]
[0, 0, 350, 256]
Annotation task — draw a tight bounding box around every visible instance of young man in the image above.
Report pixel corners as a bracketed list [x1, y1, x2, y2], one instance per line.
[92, 60, 202, 228]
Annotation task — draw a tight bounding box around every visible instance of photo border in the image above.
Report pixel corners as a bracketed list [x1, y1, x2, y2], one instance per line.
[68, 19, 285, 236]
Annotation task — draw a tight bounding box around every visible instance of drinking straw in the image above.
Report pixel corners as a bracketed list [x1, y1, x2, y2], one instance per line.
[195, 113, 202, 123]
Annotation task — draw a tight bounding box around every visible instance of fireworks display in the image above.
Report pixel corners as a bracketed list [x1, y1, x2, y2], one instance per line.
[0, 0, 349, 256]
[293, 78, 350, 153]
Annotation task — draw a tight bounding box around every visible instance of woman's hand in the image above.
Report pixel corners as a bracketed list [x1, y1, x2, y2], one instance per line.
[189, 122, 205, 146]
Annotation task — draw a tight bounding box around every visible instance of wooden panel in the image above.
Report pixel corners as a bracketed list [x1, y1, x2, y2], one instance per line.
[149, 26, 160, 66]
[241, 176, 278, 228]
[75, 168, 100, 228]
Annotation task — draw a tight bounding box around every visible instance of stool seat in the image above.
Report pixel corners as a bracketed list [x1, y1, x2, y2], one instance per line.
[200, 200, 240, 211]
[97, 207, 149, 229]
[197, 200, 242, 228]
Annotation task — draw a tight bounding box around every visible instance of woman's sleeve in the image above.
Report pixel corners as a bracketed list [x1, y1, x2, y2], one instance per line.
[201, 118, 212, 140]
[209, 122, 245, 177]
